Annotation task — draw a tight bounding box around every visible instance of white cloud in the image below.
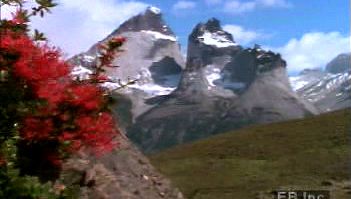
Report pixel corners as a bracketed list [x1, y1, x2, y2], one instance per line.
[2, 0, 148, 56]
[173, 1, 197, 10]
[270, 32, 350, 73]
[223, 24, 265, 45]
[256, 0, 291, 7]
[223, 0, 291, 14]
[205, 0, 223, 5]
[223, 1, 256, 14]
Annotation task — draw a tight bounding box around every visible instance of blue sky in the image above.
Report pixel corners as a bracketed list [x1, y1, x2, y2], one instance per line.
[2, 0, 350, 74]
[152, 0, 350, 48]
[152, 0, 350, 75]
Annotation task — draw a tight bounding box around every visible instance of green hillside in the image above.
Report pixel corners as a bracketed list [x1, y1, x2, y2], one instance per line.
[150, 109, 351, 199]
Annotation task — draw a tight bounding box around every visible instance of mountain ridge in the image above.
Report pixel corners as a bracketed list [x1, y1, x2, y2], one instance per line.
[71, 7, 319, 153]
[290, 53, 350, 112]
[126, 17, 318, 153]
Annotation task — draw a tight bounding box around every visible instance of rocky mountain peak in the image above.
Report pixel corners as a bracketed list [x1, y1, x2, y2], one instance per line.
[186, 18, 240, 72]
[146, 6, 162, 15]
[250, 46, 287, 69]
[109, 6, 174, 37]
[203, 18, 222, 32]
[189, 18, 235, 46]
[325, 53, 350, 74]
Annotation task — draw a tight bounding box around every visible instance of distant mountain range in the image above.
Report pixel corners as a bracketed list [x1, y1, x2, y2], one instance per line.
[290, 53, 350, 112]
[70, 6, 349, 153]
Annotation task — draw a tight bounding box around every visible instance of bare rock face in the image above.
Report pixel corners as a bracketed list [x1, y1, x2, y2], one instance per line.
[231, 54, 318, 124]
[127, 19, 318, 153]
[61, 135, 184, 199]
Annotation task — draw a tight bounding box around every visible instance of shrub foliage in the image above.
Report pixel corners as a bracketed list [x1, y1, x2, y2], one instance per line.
[0, 0, 124, 197]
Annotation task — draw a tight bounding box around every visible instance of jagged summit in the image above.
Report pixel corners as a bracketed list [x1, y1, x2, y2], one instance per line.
[191, 18, 225, 34]
[203, 18, 223, 33]
[249, 46, 286, 72]
[186, 18, 241, 71]
[109, 6, 174, 36]
[147, 6, 161, 15]
[189, 18, 236, 48]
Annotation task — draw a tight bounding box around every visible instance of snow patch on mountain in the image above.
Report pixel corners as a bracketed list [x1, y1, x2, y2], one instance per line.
[71, 64, 177, 97]
[289, 77, 311, 91]
[148, 6, 161, 14]
[204, 65, 221, 87]
[141, 30, 177, 41]
[198, 31, 237, 48]
[82, 55, 95, 62]
[328, 72, 350, 86]
[290, 70, 351, 111]
[71, 65, 93, 80]
[101, 81, 175, 96]
[130, 84, 175, 96]
[206, 73, 221, 87]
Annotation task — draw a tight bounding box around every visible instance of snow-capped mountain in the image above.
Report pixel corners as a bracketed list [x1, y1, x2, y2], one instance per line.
[127, 18, 317, 153]
[70, 10, 320, 153]
[290, 53, 351, 112]
[175, 18, 242, 97]
[70, 6, 185, 120]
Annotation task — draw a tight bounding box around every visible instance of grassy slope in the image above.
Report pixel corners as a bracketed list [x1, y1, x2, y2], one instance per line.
[150, 109, 351, 199]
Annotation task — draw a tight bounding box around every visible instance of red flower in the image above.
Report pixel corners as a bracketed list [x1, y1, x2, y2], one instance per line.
[68, 84, 103, 110]
[74, 113, 118, 156]
[21, 117, 54, 141]
[60, 132, 75, 141]
[2, 25, 121, 164]
[36, 80, 69, 106]
[46, 153, 62, 168]
[98, 36, 126, 67]
[70, 140, 82, 152]
[0, 156, 6, 167]
[11, 10, 27, 24]
[96, 75, 109, 82]
[2, 33, 69, 85]
[110, 37, 126, 44]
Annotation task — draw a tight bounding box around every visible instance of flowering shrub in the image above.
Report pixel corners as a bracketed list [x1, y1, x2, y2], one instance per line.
[0, 0, 125, 197]
[98, 37, 126, 67]
[2, 30, 120, 161]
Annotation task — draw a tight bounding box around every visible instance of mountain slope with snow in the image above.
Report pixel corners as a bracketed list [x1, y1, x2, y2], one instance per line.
[69, 6, 185, 121]
[290, 65, 350, 112]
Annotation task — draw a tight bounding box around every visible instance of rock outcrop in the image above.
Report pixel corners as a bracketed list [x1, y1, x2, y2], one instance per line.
[61, 134, 184, 199]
